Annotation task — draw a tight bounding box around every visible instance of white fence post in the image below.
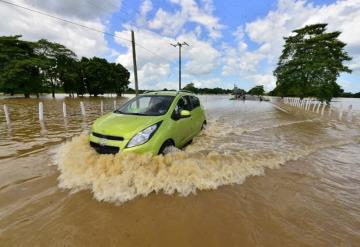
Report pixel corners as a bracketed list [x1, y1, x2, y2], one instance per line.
[113, 100, 117, 110]
[3, 104, 10, 125]
[339, 104, 343, 120]
[312, 102, 317, 112]
[321, 103, 326, 116]
[62, 102, 67, 118]
[101, 100, 104, 115]
[348, 105, 353, 121]
[39, 102, 44, 121]
[316, 102, 321, 114]
[80, 101, 85, 116]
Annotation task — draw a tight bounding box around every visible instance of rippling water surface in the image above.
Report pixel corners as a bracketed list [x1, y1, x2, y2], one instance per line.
[0, 95, 360, 246]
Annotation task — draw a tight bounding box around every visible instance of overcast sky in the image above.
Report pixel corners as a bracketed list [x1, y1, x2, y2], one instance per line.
[1, 0, 359, 92]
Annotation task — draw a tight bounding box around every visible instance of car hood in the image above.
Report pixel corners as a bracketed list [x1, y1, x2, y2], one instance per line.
[91, 112, 164, 140]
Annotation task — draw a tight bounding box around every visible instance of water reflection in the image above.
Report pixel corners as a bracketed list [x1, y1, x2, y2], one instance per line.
[0, 96, 129, 159]
[62, 117, 68, 131]
[39, 120, 47, 135]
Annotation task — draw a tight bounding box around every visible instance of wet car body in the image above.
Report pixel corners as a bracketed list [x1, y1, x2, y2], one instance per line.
[89, 90, 207, 155]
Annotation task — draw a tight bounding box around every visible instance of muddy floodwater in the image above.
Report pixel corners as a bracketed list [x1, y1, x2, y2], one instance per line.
[0, 95, 360, 246]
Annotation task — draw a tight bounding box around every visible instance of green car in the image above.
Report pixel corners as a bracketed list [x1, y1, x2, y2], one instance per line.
[89, 90, 207, 155]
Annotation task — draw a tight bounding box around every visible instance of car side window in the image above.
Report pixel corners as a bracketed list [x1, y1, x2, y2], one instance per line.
[172, 96, 191, 119]
[190, 96, 200, 109]
[179, 96, 191, 111]
[185, 96, 194, 110]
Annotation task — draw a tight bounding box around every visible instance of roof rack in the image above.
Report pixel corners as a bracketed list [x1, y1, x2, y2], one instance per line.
[177, 90, 194, 94]
[142, 89, 194, 94]
[143, 90, 177, 94]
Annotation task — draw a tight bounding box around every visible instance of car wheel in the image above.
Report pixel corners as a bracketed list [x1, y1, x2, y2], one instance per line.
[201, 121, 207, 130]
[158, 140, 175, 155]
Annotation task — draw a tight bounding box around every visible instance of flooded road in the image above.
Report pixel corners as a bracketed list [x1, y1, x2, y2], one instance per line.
[0, 95, 360, 246]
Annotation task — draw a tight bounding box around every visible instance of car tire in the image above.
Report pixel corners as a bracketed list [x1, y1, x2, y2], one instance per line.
[158, 140, 175, 155]
[201, 121, 207, 130]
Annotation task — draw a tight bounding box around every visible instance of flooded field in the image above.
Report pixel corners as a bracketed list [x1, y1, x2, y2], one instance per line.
[0, 95, 360, 246]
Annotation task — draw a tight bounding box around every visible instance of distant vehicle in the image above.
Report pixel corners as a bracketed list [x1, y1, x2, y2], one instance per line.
[89, 90, 207, 155]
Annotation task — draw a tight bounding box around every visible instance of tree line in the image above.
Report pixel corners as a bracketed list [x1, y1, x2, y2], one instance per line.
[337, 91, 360, 98]
[0, 35, 130, 98]
[182, 83, 233, 94]
[182, 83, 267, 96]
[248, 85, 264, 96]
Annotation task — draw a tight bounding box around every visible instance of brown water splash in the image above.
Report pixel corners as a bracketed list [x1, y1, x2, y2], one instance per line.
[54, 132, 359, 203]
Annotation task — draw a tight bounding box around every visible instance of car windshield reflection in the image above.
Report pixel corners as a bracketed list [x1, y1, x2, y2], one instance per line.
[115, 95, 175, 116]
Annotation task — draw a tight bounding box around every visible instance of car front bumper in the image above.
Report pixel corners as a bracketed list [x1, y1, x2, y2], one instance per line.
[89, 133, 161, 155]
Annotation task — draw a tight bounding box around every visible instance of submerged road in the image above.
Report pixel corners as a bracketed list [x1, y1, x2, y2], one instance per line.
[0, 95, 360, 246]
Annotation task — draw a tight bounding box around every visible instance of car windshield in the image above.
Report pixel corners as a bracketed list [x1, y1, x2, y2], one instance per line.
[115, 95, 175, 116]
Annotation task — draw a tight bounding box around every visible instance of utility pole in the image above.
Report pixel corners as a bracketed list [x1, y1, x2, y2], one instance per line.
[131, 30, 139, 96]
[170, 41, 189, 90]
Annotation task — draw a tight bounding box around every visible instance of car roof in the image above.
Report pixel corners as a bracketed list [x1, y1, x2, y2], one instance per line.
[141, 90, 195, 97]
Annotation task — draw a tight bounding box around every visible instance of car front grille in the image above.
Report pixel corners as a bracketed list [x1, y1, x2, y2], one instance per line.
[91, 132, 124, 141]
[90, 141, 120, 154]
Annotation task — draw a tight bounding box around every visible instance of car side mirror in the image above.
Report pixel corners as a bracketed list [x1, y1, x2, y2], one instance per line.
[180, 110, 191, 118]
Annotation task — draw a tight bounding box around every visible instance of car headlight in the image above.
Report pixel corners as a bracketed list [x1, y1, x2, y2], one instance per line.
[126, 122, 161, 148]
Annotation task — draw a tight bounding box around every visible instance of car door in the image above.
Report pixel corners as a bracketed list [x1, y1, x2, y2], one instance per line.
[171, 96, 192, 146]
[186, 96, 202, 135]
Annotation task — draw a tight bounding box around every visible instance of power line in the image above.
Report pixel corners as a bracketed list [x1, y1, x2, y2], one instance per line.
[0, 0, 174, 64]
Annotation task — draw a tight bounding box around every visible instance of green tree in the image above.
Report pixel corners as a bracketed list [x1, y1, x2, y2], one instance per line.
[80, 57, 130, 96]
[59, 56, 82, 97]
[109, 63, 130, 96]
[0, 36, 43, 98]
[34, 39, 76, 98]
[248, 85, 265, 96]
[183, 83, 198, 93]
[0, 36, 131, 97]
[82, 57, 111, 96]
[273, 23, 352, 103]
[182, 83, 234, 94]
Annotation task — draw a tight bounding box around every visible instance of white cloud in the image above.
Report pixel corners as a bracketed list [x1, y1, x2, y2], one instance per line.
[223, 0, 360, 91]
[179, 32, 220, 75]
[0, 0, 121, 57]
[2, 0, 359, 92]
[147, 0, 223, 39]
[115, 28, 177, 67]
[115, 27, 220, 89]
[115, 28, 177, 88]
[248, 74, 277, 91]
[148, 9, 187, 36]
[137, 0, 153, 26]
[27, 0, 121, 20]
[113, 0, 223, 89]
